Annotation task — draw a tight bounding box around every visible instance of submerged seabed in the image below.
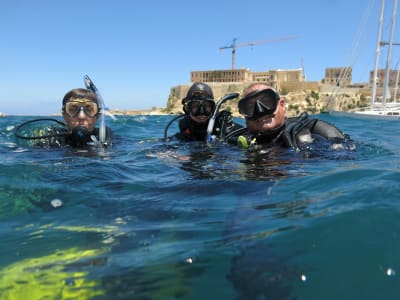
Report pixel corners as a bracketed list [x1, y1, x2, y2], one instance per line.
[0, 114, 400, 299]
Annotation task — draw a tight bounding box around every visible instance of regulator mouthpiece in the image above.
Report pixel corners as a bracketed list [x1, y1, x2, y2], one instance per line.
[70, 126, 91, 146]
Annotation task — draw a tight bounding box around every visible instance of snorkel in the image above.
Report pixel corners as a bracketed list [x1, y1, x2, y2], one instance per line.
[83, 75, 108, 146]
[206, 93, 239, 143]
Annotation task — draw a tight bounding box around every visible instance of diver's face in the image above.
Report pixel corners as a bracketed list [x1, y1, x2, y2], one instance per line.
[245, 99, 286, 134]
[189, 113, 210, 124]
[63, 101, 99, 132]
[187, 99, 214, 124]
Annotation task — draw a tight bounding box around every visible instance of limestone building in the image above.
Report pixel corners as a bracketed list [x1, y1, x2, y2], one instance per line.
[322, 67, 352, 86]
[369, 69, 400, 87]
[190, 68, 305, 90]
[190, 69, 252, 83]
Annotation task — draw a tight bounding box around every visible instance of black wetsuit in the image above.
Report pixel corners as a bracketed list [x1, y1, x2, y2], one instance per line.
[175, 110, 243, 142]
[225, 112, 353, 151]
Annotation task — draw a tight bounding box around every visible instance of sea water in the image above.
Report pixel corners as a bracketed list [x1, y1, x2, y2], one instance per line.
[0, 114, 400, 300]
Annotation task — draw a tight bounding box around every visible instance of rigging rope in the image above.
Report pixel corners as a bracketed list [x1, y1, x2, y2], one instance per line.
[330, 0, 376, 99]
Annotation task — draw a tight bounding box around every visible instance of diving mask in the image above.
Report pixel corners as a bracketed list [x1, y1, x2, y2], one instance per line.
[64, 99, 99, 118]
[186, 99, 215, 116]
[238, 88, 280, 119]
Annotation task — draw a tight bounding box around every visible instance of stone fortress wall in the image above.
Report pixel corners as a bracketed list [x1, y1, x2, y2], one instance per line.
[163, 66, 399, 117]
[165, 81, 363, 117]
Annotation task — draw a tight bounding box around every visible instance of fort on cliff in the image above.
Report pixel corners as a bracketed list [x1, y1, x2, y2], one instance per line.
[164, 67, 400, 117]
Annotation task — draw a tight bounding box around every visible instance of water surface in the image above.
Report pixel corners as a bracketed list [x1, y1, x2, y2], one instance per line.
[0, 114, 399, 299]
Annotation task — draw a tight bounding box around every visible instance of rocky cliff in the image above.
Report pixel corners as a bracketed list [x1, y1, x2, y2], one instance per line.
[164, 83, 368, 117]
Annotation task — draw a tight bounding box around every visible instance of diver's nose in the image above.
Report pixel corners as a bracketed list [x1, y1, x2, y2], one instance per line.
[77, 107, 86, 119]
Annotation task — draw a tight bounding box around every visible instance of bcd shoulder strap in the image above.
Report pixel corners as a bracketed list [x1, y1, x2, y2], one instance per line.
[282, 112, 316, 150]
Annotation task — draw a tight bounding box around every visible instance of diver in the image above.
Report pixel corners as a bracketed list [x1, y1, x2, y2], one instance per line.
[164, 82, 242, 142]
[225, 83, 354, 152]
[61, 87, 112, 147]
[15, 77, 112, 148]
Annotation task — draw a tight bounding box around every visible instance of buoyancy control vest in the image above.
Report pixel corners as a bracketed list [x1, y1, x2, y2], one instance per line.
[228, 112, 350, 151]
[176, 110, 243, 142]
[65, 126, 112, 147]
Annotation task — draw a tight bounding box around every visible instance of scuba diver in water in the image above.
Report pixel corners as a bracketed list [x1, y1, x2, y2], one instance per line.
[165, 82, 242, 142]
[61, 88, 112, 147]
[14, 77, 112, 148]
[225, 83, 354, 152]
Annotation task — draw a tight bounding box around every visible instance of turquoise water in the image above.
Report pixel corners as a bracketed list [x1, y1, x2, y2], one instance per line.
[1, 114, 400, 299]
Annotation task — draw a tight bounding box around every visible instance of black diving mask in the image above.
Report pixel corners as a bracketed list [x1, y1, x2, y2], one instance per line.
[186, 99, 215, 116]
[238, 88, 280, 119]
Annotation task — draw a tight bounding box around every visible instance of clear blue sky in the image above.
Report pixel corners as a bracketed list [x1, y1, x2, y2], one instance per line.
[1, 0, 399, 115]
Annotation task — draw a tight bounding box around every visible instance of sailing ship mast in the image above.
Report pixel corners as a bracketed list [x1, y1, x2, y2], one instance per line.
[332, 0, 400, 118]
[372, 0, 399, 109]
[394, 60, 400, 102]
[371, 0, 385, 109]
[382, 0, 398, 106]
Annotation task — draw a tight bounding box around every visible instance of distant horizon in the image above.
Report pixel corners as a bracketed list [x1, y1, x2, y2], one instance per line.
[0, 72, 382, 117]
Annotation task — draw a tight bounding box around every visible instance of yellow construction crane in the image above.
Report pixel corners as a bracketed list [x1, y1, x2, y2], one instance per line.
[219, 36, 297, 70]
